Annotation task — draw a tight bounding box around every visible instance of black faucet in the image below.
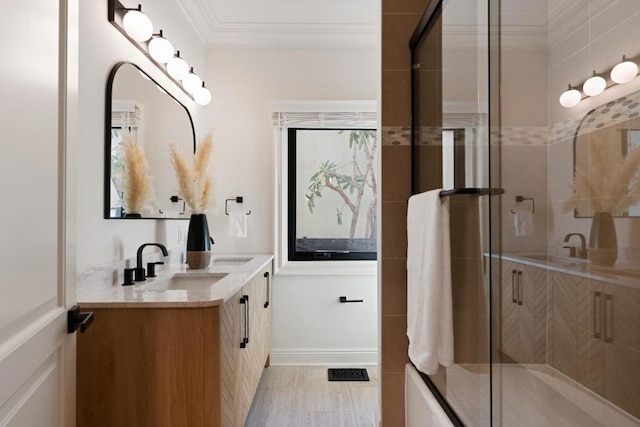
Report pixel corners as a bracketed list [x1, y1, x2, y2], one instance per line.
[134, 243, 169, 282]
[563, 233, 588, 259]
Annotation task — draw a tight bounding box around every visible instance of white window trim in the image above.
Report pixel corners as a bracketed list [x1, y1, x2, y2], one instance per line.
[273, 100, 378, 276]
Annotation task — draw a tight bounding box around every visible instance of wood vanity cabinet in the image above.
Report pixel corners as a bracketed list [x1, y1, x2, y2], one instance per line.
[499, 259, 548, 364]
[549, 271, 640, 418]
[77, 264, 272, 427]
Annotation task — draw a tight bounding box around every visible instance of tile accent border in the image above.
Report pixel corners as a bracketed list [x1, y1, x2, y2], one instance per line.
[382, 126, 411, 146]
[491, 126, 548, 146]
[549, 91, 640, 145]
[384, 125, 550, 146]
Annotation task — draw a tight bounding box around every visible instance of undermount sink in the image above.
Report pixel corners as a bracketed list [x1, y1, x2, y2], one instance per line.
[214, 256, 253, 266]
[139, 273, 228, 292]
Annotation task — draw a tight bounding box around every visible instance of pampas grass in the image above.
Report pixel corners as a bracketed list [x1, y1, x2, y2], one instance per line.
[120, 133, 155, 215]
[169, 133, 214, 214]
[564, 135, 640, 215]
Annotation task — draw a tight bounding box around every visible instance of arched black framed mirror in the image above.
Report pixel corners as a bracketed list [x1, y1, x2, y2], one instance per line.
[572, 91, 640, 218]
[104, 62, 195, 219]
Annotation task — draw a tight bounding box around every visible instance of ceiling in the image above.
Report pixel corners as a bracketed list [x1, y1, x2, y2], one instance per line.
[176, 0, 378, 48]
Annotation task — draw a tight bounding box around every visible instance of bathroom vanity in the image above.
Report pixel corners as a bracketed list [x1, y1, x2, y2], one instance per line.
[76, 255, 273, 427]
[493, 253, 640, 420]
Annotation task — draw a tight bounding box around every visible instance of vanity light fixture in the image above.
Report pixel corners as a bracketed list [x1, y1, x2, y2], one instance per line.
[121, 5, 153, 42]
[167, 51, 189, 80]
[194, 82, 212, 106]
[582, 71, 606, 97]
[559, 85, 581, 108]
[560, 54, 639, 107]
[109, 0, 208, 103]
[610, 55, 638, 84]
[182, 67, 202, 94]
[148, 30, 174, 64]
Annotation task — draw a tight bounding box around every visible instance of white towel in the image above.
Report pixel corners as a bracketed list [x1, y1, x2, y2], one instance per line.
[228, 212, 247, 238]
[514, 211, 533, 237]
[406, 189, 453, 375]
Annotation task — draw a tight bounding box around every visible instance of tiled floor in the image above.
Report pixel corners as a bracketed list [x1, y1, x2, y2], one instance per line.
[245, 366, 379, 427]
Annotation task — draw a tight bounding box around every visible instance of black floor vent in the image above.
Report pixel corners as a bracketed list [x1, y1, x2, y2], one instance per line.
[327, 368, 370, 382]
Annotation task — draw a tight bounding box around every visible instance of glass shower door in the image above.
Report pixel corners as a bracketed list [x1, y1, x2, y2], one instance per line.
[491, 0, 640, 426]
[411, 0, 493, 425]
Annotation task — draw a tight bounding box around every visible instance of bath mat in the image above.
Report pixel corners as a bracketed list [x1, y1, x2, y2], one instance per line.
[327, 368, 370, 382]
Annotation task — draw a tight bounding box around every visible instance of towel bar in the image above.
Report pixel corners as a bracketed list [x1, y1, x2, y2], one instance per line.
[438, 188, 505, 198]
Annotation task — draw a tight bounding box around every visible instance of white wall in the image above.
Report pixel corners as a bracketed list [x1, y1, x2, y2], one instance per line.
[77, 0, 206, 270]
[203, 47, 377, 253]
[203, 47, 378, 363]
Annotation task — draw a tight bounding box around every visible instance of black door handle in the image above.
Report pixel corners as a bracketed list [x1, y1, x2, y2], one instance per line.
[339, 296, 364, 303]
[67, 305, 94, 333]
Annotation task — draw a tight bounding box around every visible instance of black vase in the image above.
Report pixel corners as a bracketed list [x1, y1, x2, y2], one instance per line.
[589, 212, 617, 267]
[186, 213, 212, 269]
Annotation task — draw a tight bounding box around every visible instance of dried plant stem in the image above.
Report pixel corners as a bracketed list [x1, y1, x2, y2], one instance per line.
[121, 133, 155, 214]
[169, 133, 214, 214]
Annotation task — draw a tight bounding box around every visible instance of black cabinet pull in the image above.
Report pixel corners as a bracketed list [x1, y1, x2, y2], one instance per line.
[339, 296, 364, 303]
[240, 296, 247, 348]
[67, 305, 94, 334]
[604, 294, 613, 343]
[264, 272, 270, 308]
[244, 294, 250, 344]
[593, 291, 602, 339]
[517, 271, 523, 305]
[511, 270, 517, 303]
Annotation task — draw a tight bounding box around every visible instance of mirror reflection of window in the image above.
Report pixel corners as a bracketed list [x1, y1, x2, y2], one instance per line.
[110, 126, 140, 216]
[442, 129, 466, 190]
[110, 100, 142, 217]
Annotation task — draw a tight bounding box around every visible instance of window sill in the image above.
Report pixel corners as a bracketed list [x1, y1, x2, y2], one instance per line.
[275, 260, 377, 276]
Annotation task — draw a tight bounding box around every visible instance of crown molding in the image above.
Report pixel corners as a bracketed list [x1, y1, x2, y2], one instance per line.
[177, 0, 376, 48]
[442, 24, 548, 49]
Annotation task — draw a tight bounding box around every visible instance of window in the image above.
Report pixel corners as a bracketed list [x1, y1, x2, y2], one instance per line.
[288, 128, 377, 261]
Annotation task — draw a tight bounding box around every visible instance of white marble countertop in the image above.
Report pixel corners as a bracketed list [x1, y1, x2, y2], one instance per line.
[77, 254, 273, 308]
[493, 253, 640, 290]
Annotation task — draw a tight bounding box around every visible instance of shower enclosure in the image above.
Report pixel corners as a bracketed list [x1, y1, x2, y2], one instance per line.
[410, 0, 640, 425]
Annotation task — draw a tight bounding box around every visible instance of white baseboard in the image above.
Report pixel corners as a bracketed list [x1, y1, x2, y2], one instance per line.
[269, 348, 378, 366]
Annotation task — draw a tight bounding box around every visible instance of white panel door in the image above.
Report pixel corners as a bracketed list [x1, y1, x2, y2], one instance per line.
[0, 0, 78, 426]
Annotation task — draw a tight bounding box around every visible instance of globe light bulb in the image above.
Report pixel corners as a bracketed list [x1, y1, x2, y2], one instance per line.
[583, 72, 606, 97]
[148, 31, 174, 64]
[559, 86, 581, 108]
[194, 83, 212, 106]
[167, 51, 189, 80]
[122, 7, 153, 42]
[611, 56, 638, 84]
[182, 68, 202, 94]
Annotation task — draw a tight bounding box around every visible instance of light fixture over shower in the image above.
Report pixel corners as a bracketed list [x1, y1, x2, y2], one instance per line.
[108, 0, 211, 105]
[559, 54, 638, 108]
